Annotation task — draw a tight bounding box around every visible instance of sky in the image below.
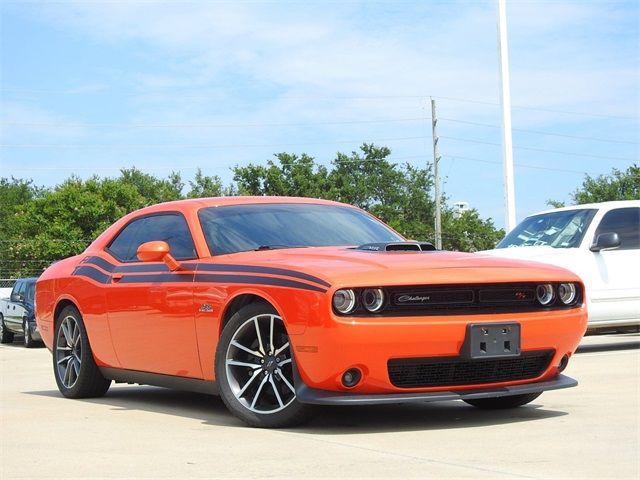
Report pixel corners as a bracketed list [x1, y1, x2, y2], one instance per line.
[0, 0, 638, 230]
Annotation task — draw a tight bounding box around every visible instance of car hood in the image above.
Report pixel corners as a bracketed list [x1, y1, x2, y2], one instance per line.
[206, 246, 580, 289]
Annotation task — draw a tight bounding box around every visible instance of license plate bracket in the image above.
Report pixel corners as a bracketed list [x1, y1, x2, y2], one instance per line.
[461, 323, 521, 359]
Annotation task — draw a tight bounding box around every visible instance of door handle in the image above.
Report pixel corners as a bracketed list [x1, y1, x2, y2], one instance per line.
[111, 273, 124, 283]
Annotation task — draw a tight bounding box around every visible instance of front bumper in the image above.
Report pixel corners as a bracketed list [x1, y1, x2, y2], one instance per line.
[291, 307, 587, 394]
[296, 373, 577, 405]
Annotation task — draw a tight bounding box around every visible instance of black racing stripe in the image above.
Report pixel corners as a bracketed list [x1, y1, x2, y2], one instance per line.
[82, 256, 115, 273]
[115, 263, 170, 273]
[73, 266, 110, 284]
[84, 256, 186, 273]
[118, 273, 195, 283]
[82, 256, 331, 289]
[195, 273, 327, 293]
[197, 264, 331, 288]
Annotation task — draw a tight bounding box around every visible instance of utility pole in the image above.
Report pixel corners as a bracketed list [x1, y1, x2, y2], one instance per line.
[430, 97, 442, 250]
[498, 0, 516, 231]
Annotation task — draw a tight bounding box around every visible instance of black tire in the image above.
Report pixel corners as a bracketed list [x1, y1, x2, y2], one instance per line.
[463, 392, 542, 409]
[0, 313, 14, 344]
[215, 302, 312, 428]
[53, 305, 111, 398]
[23, 319, 35, 348]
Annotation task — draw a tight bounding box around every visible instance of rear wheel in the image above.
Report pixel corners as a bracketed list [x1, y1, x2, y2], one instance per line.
[215, 303, 311, 428]
[23, 319, 35, 348]
[53, 306, 111, 398]
[463, 392, 542, 409]
[0, 313, 14, 344]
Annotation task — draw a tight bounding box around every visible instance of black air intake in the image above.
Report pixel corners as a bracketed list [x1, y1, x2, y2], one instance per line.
[357, 242, 436, 252]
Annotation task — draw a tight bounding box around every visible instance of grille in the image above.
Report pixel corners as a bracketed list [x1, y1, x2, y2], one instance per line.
[387, 350, 554, 388]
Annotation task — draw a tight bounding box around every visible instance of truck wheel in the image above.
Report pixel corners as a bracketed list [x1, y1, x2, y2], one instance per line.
[53, 306, 111, 398]
[23, 319, 35, 348]
[463, 392, 542, 409]
[0, 313, 14, 344]
[215, 303, 312, 428]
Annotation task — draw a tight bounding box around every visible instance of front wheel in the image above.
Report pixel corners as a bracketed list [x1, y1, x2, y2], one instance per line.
[463, 392, 542, 409]
[215, 303, 312, 428]
[53, 306, 111, 398]
[0, 313, 14, 344]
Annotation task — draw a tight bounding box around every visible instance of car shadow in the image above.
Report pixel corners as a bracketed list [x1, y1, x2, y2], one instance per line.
[25, 385, 567, 434]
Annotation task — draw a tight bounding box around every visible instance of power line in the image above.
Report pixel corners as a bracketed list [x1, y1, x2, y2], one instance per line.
[440, 135, 636, 162]
[4, 154, 429, 172]
[441, 154, 595, 175]
[439, 117, 639, 145]
[3, 86, 636, 121]
[0, 135, 427, 149]
[433, 95, 637, 121]
[0, 117, 429, 129]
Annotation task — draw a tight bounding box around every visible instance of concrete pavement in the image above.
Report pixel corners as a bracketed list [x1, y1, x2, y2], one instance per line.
[1, 334, 638, 479]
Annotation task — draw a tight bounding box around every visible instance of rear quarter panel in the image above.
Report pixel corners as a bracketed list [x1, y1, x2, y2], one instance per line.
[36, 258, 119, 366]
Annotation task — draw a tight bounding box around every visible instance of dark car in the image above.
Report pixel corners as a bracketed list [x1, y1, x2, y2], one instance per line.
[0, 277, 42, 347]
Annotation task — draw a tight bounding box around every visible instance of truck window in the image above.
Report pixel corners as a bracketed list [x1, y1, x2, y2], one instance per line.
[595, 207, 640, 250]
[11, 281, 25, 302]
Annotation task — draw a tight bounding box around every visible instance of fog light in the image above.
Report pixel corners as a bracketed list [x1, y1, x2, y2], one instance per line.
[341, 368, 362, 388]
[558, 354, 570, 372]
[333, 289, 356, 314]
[362, 288, 385, 312]
[536, 284, 555, 305]
[558, 283, 577, 305]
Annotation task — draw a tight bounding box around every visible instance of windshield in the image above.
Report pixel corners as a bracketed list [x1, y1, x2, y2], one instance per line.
[497, 209, 597, 249]
[198, 203, 404, 255]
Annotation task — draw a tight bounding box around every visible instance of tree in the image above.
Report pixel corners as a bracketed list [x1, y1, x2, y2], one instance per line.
[441, 210, 505, 252]
[549, 164, 639, 207]
[1, 145, 505, 278]
[187, 168, 230, 198]
[232, 143, 502, 251]
[572, 164, 639, 204]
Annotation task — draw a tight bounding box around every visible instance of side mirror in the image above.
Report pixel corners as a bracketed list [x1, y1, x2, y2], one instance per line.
[590, 232, 621, 252]
[137, 241, 181, 271]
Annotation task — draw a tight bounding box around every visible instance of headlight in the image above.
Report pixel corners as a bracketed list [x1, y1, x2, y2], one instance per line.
[333, 289, 356, 314]
[536, 284, 555, 305]
[558, 283, 577, 304]
[362, 288, 385, 312]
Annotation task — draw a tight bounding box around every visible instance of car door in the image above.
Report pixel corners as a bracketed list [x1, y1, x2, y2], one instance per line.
[7, 281, 27, 332]
[104, 212, 202, 378]
[587, 206, 640, 324]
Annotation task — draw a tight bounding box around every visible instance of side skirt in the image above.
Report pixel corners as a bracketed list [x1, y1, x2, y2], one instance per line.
[99, 367, 218, 395]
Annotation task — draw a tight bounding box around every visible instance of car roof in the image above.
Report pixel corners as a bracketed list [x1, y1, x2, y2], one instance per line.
[132, 196, 352, 215]
[527, 200, 640, 218]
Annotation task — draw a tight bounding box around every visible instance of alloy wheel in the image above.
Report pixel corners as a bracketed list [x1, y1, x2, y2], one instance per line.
[55, 316, 82, 389]
[225, 314, 296, 414]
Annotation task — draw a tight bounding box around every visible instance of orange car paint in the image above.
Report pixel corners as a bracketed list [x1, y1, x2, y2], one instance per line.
[36, 196, 587, 394]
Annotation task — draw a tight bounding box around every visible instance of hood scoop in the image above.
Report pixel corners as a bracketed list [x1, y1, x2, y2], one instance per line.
[356, 242, 437, 252]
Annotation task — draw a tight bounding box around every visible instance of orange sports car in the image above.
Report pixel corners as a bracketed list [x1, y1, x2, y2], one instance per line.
[35, 197, 587, 427]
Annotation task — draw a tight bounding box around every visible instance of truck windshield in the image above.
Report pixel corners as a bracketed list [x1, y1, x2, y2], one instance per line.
[198, 203, 403, 255]
[497, 209, 597, 249]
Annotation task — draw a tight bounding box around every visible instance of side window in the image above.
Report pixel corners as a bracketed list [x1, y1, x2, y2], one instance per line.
[107, 214, 197, 262]
[595, 207, 640, 250]
[11, 281, 25, 302]
[25, 282, 35, 303]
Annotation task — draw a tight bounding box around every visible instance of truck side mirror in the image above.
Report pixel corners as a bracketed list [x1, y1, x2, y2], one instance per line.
[590, 232, 621, 252]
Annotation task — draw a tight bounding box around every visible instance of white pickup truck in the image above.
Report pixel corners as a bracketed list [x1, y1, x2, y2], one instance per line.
[0, 277, 42, 347]
[481, 200, 640, 332]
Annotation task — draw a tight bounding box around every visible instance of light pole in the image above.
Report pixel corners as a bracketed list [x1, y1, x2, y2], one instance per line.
[497, 0, 516, 232]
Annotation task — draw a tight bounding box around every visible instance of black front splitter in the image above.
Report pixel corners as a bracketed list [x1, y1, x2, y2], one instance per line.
[295, 374, 577, 406]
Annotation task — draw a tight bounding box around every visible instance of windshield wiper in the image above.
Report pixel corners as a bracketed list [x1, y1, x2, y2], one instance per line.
[254, 245, 308, 251]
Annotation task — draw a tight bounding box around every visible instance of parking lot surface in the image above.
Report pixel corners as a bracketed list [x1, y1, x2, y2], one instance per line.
[1, 334, 638, 480]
